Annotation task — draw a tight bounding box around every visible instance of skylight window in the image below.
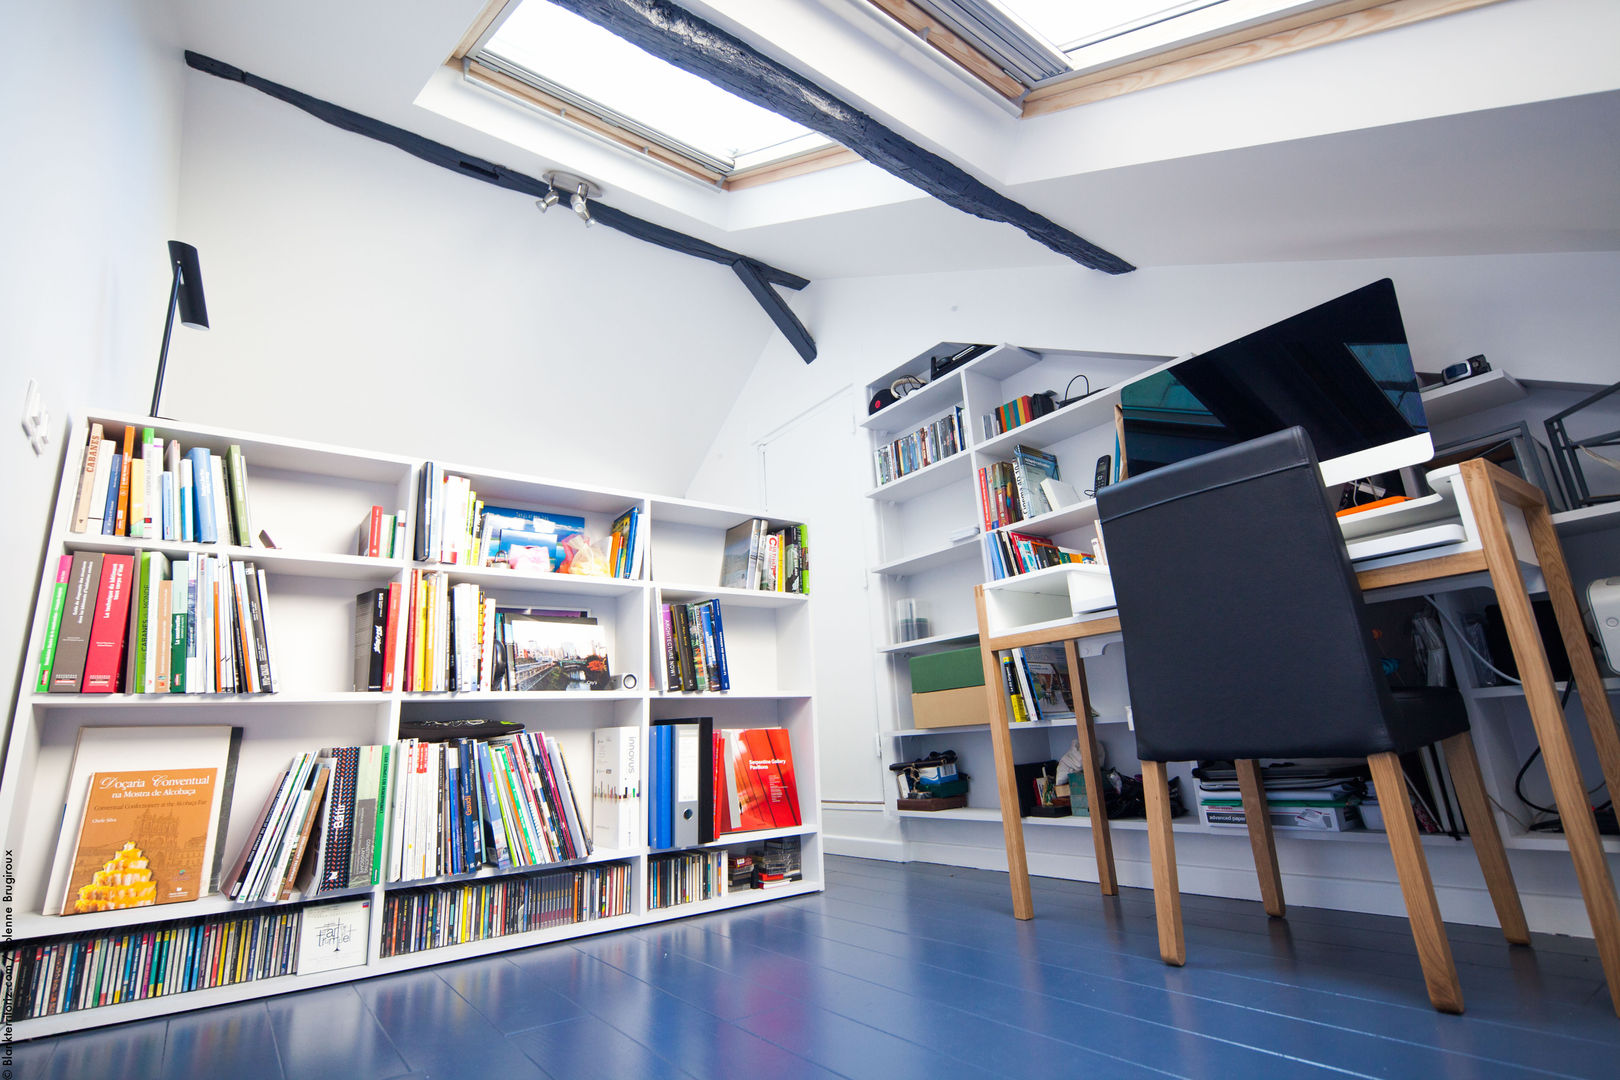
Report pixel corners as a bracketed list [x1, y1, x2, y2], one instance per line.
[917, 0, 1354, 84]
[472, 0, 834, 177]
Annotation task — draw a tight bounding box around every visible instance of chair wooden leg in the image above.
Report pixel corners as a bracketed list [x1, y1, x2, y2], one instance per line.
[1143, 760, 1185, 966]
[1066, 640, 1116, 896]
[1236, 759, 1285, 918]
[1441, 731, 1531, 946]
[1368, 751, 1464, 1014]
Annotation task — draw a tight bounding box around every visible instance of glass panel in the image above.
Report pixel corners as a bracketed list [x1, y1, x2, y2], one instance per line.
[483, 0, 828, 166]
[994, 1, 1228, 52]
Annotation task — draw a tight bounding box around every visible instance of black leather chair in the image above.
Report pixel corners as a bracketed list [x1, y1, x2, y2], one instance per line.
[1096, 427, 1529, 1014]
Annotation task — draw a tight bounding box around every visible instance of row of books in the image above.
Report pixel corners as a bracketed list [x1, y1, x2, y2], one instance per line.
[719, 519, 809, 593]
[414, 463, 644, 578]
[660, 600, 731, 692]
[38, 549, 278, 695]
[647, 849, 727, 910]
[378, 863, 631, 957]
[69, 422, 254, 546]
[356, 505, 408, 559]
[872, 405, 967, 486]
[4, 906, 303, 1019]
[647, 722, 802, 849]
[985, 528, 1096, 581]
[357, 575, 615, 693]
[997, 644, 1078, 725]
[225, 746, 392, 903]
[388, 731, 592, 882]
[977, 447, 1081, 530]
[1194, 754, 1468, 835]
[982, 392, 1056, 439]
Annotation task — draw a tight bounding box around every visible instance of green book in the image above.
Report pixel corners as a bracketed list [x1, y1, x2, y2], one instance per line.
[132, 552, 153, 693]
[34, 555, 72, 692]
[374, 745, 391, 884]
[227, 444, 253, 547]
[170, 572, 188, 693]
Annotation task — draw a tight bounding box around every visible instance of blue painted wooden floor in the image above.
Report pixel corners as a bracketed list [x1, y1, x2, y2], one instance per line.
[13, 855, 1617, 1079]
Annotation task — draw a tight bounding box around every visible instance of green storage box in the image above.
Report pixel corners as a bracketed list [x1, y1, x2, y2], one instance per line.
[908, 646, 986, 693]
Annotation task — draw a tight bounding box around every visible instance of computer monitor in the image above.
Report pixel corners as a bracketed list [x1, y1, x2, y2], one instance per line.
[1118, 279, 1432, 489]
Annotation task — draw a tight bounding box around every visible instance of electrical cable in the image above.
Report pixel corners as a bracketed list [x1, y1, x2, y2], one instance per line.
[1424, 596, 1521, 685]
[1062, 374, 1091, 402]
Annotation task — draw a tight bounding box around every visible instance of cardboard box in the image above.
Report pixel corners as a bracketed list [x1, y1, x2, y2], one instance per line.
[911, 684, 991, 728]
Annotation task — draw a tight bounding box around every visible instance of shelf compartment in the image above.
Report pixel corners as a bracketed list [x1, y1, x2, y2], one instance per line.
[866, 452, 974, 502]
[645, 496, 806, 530]
[993, 497, 1101, 541]
[871, 538, 982, 577]
[860, 371, 966, 433]
[1419, 370, 1526, 426]
[7, 884, 374, 943]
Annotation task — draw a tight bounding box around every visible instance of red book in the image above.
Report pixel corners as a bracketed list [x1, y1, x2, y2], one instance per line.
[81, 554, 135, 692]
[358, 505, 383, 558]
[403, 570, 418, 691]
[728, 728, 802, 832]
[381, 581, 403, 692]
[977, 467, 993, 531]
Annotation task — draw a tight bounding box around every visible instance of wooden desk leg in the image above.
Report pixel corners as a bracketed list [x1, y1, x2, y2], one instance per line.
[1463, 466, 1620, 1013]
[1065, 641, 1117, 895]
[1369, 751, 1464, 1014]
[1143, 760, 1185, 966]
[976, 585, 1034, 920]
[1441, 731, 1531, 946]
[1236, 759, 1285, 918]
[1522, 496, 1620, 837]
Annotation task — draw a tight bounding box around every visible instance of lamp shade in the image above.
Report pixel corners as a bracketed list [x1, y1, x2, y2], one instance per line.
[168, 240, 209, 329]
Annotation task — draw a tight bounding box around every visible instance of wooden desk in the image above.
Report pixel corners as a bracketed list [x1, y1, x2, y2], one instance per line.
[973, 460, 1620, 1013]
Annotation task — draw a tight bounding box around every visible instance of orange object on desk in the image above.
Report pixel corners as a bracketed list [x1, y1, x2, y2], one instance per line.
[1336, 495, 1409, 517]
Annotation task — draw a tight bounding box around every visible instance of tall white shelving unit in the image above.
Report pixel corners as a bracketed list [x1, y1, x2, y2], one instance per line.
[2, 411, 821, 1037]
[863, 347, 1620, 874]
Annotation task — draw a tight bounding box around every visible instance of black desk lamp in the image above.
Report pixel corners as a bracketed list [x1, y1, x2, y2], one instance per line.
[151, 240, 209, 416]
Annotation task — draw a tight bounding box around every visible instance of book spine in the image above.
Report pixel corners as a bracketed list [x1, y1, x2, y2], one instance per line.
[114, 425, 135, 535]
[143, 432, 160, 540]
[96, 449, 121, 535]
[227, 445, 252, 547]
[49, 552, 102, 693]
[210, 456, 230, 549]
[660, 604, 679, 691]
[381, 582, 403, 693]
[34, 555, 73, 692]
[70, 423, 103, 534]
[188, 448, 214, 543]
[708, 600, 730, 691]
[166, 438, 183, 541]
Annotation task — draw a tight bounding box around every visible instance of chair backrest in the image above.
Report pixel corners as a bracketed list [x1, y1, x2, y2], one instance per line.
[1096, 426, 1398, 762]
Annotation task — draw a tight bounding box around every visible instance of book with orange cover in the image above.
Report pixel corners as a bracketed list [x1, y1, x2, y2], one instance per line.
[61, 768, 218, 914]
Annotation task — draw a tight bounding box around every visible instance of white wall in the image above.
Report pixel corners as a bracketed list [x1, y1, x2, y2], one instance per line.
[686, 252, 1620, 927]
[0, 0, 183, 724]
[164, 68, 780, 496]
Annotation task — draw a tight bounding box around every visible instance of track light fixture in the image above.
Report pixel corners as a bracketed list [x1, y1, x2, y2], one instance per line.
[540, 171, 601, 228]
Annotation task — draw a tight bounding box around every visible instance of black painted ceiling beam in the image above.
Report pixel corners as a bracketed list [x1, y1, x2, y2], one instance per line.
[732, 259, 816, 362]
[549, 0, 1135, 274]
[184, 50, 811, 299]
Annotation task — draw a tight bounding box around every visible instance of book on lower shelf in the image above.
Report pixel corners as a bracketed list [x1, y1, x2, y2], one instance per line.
[65, 423, 258, 546]
[646, 722, 803, 849]
[591, 726, 641, 851]
[45, 725, 242, 917]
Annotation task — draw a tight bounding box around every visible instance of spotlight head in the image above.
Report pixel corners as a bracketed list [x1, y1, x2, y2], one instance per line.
[571, 186, 592, 227]
[536, 186, 559, 212]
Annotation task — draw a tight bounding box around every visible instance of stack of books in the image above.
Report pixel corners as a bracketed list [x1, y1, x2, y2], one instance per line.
[872, 404, 967, 486]
[39, 550, 279, 695]
[379, 862, 629, 956]
[718, 519, 809, 593]
[225, 745, 393, 902]
[659, 600, 731, 691]
[67, 423, 256, 546]
[1194, 763, 1370, 832]
[752, 835, 802, 889]
[415, 463, 642, 577]
[387, 731, 591, 882]
[985, 530, 1095, 581]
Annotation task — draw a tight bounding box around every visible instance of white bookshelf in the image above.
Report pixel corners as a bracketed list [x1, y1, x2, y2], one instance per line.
[2, 411, 822, 1036]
